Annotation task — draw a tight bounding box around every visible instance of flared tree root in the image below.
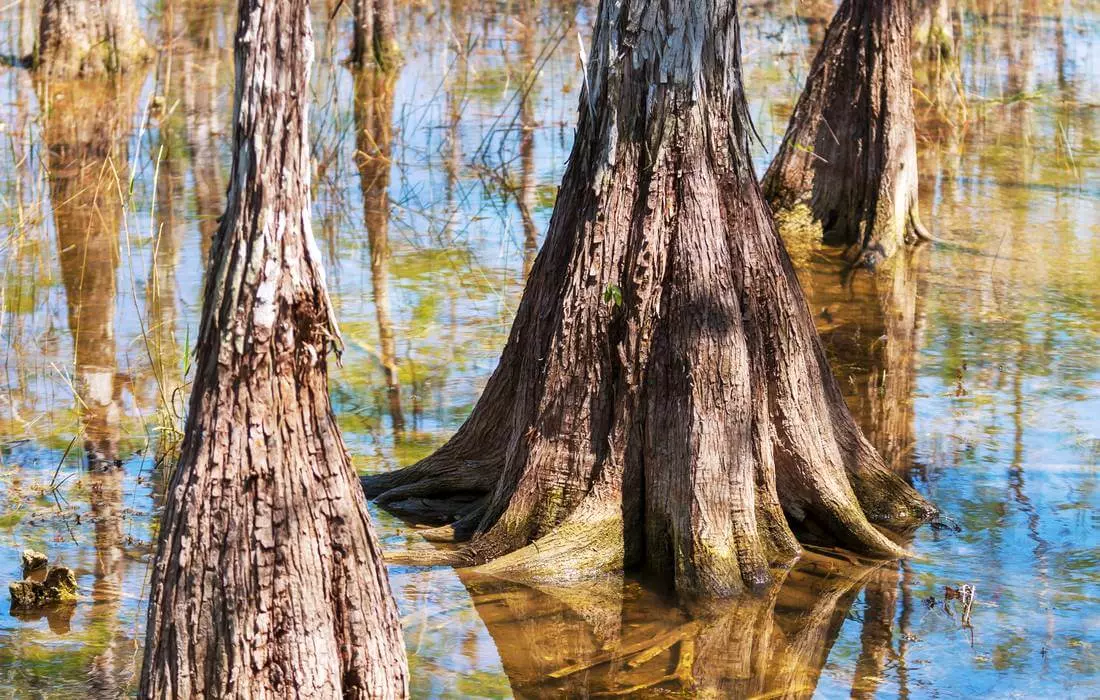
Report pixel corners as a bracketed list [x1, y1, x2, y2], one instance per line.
[368, 0, 936, 600]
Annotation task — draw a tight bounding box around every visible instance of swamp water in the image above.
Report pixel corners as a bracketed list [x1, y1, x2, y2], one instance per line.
[0, 0, 1096, 697]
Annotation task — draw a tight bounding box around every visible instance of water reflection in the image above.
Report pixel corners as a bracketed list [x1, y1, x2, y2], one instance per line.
[0, 0, 1097, 696]
[355, 65, 406, 434]
[42, 76, 143, 470]
[791, 245, 929, 472]
[458, 551, 899, 699]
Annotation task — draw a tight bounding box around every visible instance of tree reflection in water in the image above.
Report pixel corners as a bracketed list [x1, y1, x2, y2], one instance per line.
[458, 549, 902, 698]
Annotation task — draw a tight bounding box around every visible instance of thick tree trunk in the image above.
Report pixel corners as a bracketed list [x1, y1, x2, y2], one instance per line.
[350, 0, 399, 70]
[43, 78, 142, 469]
[36, 0, 150, 80]
[140, 0, 408, 695]
[762, 0, 930, 266]
[354, 67, 405, 433]
[367, 0, 934, 598]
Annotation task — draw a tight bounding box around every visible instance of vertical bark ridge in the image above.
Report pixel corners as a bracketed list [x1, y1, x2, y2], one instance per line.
[762, 0, 928, 265]
[141, 0, 408, 695]
[372, 0, 934, 598]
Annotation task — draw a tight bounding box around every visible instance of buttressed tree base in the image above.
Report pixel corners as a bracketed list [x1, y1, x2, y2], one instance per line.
[366, 0, 936, 599]
[763, 0, 932, 266]
[140, 0, 408, 695]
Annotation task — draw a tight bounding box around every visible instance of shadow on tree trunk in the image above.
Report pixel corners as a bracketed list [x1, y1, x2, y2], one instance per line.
[366, 0, 935, 600]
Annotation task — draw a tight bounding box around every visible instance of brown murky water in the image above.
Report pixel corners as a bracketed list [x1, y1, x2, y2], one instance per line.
[0, 0, 1097, 697]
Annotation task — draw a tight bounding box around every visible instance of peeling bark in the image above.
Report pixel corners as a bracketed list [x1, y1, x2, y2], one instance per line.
[36, 0, 151, 80]
[368, 0, 934, 599]
[763, 0, 929, 265]
[140, 0, 408, 695]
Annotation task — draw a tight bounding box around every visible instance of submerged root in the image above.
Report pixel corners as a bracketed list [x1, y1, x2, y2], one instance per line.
[361, 456, 496, 501]
[472, 510, 624, 586]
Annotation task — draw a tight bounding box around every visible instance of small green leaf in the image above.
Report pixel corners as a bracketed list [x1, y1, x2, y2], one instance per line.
[603, 284, 623, 308]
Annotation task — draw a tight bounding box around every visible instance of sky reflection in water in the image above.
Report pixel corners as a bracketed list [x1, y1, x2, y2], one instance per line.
[0, 0, 1097, 697]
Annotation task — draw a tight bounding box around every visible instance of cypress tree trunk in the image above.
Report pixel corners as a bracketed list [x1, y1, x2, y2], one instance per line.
[763, 0, 930, 266]
[350, 0, 399, 69]
[36, 0, 150, 79]
[366, 0, 934, 598]
[140, 0, 408, 695]
[354, 67, 405, 433]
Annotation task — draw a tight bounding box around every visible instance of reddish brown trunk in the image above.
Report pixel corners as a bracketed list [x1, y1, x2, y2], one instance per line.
[140, 0, 408, 695]
[367, 0, 933, 598]
[763, 0, 929, 265]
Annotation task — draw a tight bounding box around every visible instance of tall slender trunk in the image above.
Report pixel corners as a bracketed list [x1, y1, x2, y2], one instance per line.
[36, 0, 150, 79]
[140, 0, 408, 695]
[367, 0, 933, 598]
[354, 66, 405, 433]
[351, 0, 400, 69]
[763, 0, 929, 265]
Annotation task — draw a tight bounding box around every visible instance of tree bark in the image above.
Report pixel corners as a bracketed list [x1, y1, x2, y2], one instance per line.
[354, 66, 405, 433]
[367, 0, 934, 598]
[35, 0, 151, 80]
[762, 0, 930, 266]
[350, 0, 400, 70]
[140, 0, 408, 695]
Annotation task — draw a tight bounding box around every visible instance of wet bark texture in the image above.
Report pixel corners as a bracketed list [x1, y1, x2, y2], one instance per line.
[351, 0, 399, 69]
[367, 0, 934, 598]
[354, 67, 405, 433]
[36, 0, 150, 80]
[140, 0, 408, 696]
[762, 0, 929, 265]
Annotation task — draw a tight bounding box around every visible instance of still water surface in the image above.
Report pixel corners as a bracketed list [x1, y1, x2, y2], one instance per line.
[0, 0, 1097, 697]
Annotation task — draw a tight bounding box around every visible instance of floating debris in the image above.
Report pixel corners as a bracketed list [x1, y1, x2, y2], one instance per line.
[943, 584, 976, 627]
